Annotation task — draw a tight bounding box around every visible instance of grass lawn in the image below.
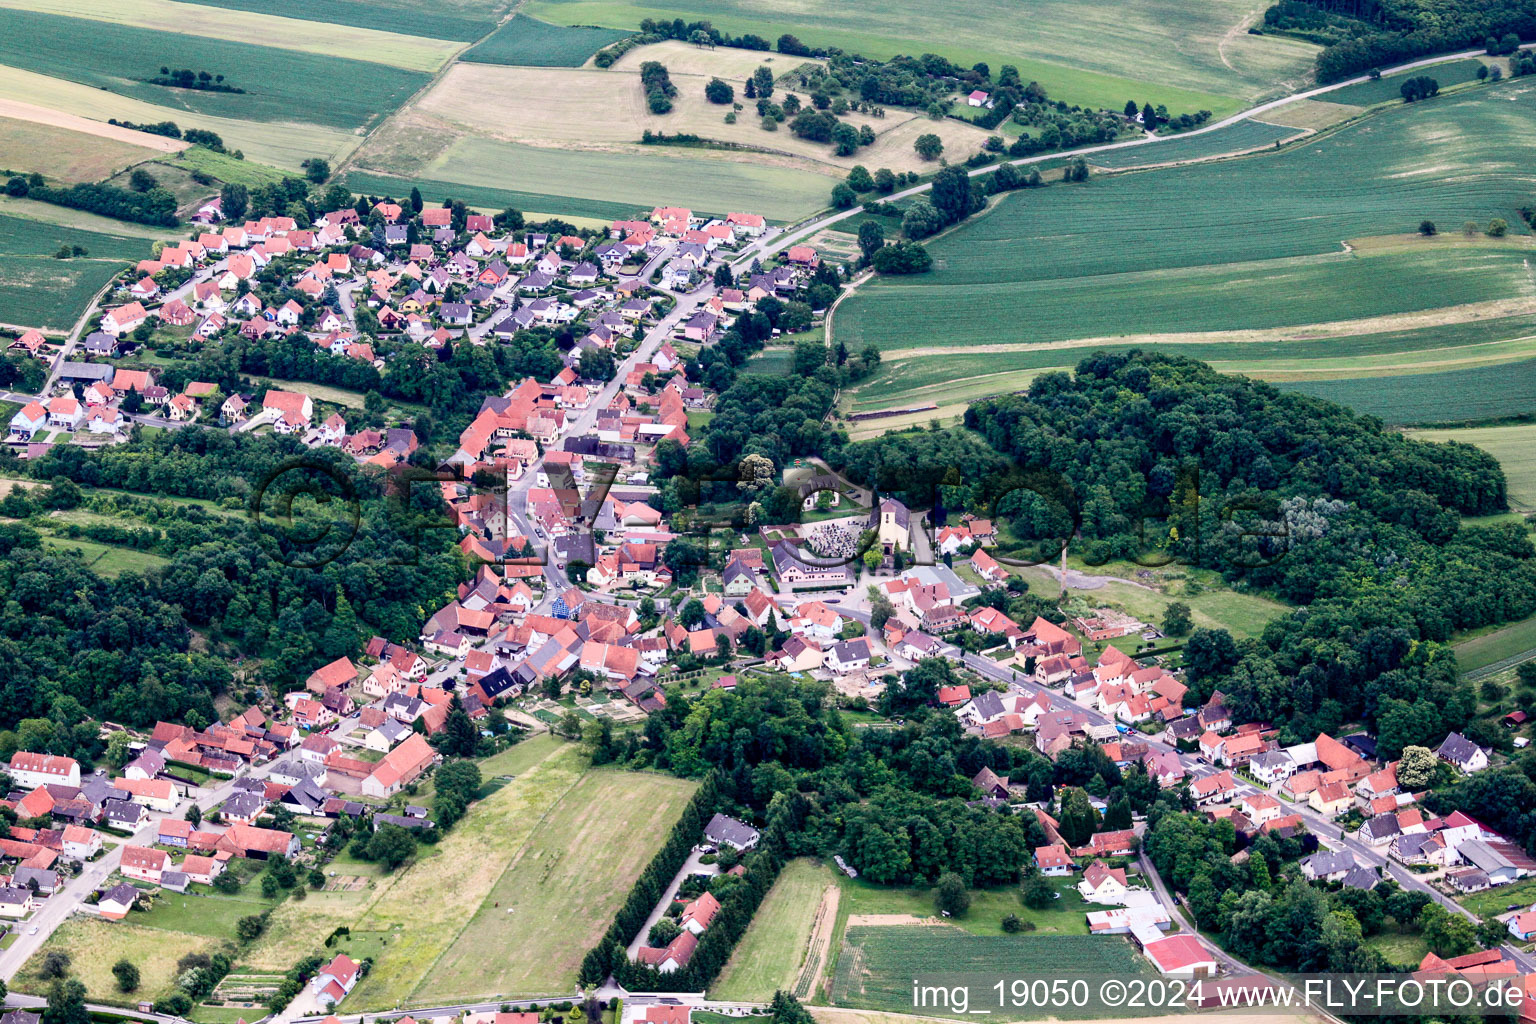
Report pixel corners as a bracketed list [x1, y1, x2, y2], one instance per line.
[1452, 612, 1536, 675]
[836, 874, 1091, 939]
[713, 858, 836, 1001]
[422, 768, 699, 1001]
[14, 918, 226, 1007]
[462, 13, 628, 65]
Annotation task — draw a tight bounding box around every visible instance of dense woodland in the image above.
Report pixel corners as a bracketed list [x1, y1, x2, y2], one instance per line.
[1263, 0, 1536, 79]
[0, 430, 461, 751]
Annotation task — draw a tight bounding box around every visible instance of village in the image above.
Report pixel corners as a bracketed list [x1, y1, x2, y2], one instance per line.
[3, 119, 1536, 1024]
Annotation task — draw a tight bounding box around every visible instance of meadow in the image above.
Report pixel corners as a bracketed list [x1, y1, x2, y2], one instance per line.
[713, 858, 834, 1001]
[169, 0, 502, 40]
[462, 13, 629, 65]
[0, 254, 123, 330]
[0, 113, 163, 181]
[835, 79, 1536, 414]
[523, 0, 1318, 115]
[831, 928, 1149, 1016]
[342, 169, 643, 223]
[1451, 610, 1536, 675]
[423, 768, 698, 1000]
[0, 8, 429, 131]
[0, 210, 155, 260]
[0, 0, 462, 71]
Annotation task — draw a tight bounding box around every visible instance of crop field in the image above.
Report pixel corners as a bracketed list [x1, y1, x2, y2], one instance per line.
[0, 113, 163, 181]
[1085, 117, 1300, 169]
[831, 928, 1149, 1016]
[835, 81, 1536, 413]
[0, 255, 121, 330]
[714, 859, 835, 1001]
[405, 49, 991, 176]
[524, 0, 1318, 115]
[169, 0, 502, 40]
[0, 66, 361, 169]
[424, 769, 698, 1001]
[0, 0, 462, 70]
[463, 13, 629, 65]
[343, 168, 642, 222]
[0, 8, 429, 131]
[0, 210, 157, 260]
[1280, 357, 1536, 425]
[15, 918, 226, 1007]
[1324, 59, 1490, 107]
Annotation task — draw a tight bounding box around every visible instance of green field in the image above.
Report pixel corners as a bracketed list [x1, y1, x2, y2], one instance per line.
[159, 145, 293, 189]
[713, 859, 834, 1001]
[1324, 59, 1489, 107]
[462, 13, 629, 65]
[351, 135, 832, 221]
[0, 255, 122, 330]
[169, 0, 500, 40]
[525, 0, 1317, 115]
[0, 210, 155, 261]
[136, 889, 283, 939]
[832, 927, 1149, 1016]
[835, 80, 1536, 414]
[422, 769, 699, 1001]
[1282, 357, 1536, 426]
[0, 7, 429, 131]
[16, 919, 227, 1007]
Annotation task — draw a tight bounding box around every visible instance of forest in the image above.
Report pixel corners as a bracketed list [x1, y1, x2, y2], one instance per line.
[0, 429, 463, 749]
[823, 353, 1529, 754]
[1263, 0, 1536, 79]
